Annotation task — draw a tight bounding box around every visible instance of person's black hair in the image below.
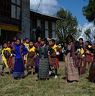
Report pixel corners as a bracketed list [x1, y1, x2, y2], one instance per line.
[86, 41, 92, 45]
[87, 47, 93, 53]
[42, 38, 48, 45]
[51, 39, 55, 43]
[75, 41, 80, 51]
[16, 38, 21, 42]
[79, 38, 83, 41]
[65, 35, 74, 44]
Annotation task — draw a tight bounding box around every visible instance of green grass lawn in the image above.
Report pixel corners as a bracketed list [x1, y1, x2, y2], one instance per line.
[0, 62, 95, 96]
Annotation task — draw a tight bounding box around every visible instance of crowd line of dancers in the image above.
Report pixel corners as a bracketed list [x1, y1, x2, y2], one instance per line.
[1, 36, 95, 83]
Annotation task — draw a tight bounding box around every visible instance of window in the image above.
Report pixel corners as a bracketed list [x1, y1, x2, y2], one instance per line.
[45, 21, 49, 38]
[11, 0, 16, 3]
[45, 21, 48, 29]
[52, 22, 56, 38]
[17, 0, 20, 5]
[37, 20, 41, 27]
[17, 7, 20, 19]
[11, 5, 16, 18]
[45, 30, 48, 39]
[11, 0, 21, 5]
[11, 0, 21, 19]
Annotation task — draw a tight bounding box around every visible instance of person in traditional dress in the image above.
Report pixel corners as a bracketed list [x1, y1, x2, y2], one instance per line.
[85, 41, 94, 71]
[7, 41, 11, 48]
[35, 37, 42, 49]
[23, 38, 30, 65]
[11, 38, 17, 69]
[89, 44, 95, 82]
[7, 41, 13, 72]
[64, 37, 79, 82]
[34, 37, 42, 73]
[12, 39, 28, 79]
[78, 38, 86, 75]
[26, 41, 36, 75]
[38, 38, 49, 80]
[49, 39, 60, 79]
[24, 38, 30, 50]
[1, 42, 11, 75]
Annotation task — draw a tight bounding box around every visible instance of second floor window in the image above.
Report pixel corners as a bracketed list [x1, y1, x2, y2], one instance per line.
[11, 0, 21, 20]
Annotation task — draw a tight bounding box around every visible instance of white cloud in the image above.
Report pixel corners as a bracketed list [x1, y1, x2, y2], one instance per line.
[30, 0, 59, 15]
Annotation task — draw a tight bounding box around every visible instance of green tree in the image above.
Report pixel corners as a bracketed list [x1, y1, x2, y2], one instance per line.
[56, 8, 78, 42]
[83, 0, 95, 23]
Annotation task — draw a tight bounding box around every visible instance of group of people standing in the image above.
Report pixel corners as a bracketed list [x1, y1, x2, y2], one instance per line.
[64, 36, 95, 83]
[1, 37, 60, 80]
[1, 36, 95, 83]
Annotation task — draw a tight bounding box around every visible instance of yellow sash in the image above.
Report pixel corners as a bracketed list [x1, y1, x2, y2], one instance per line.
[80, 48, 84, 55]
[52, 44, 58, 52]
[2, 48, 11, 68]
[29, 46, 36, 53]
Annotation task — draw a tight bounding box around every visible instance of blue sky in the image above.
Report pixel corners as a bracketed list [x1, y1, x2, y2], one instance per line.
[58, 0, 89, 25]
[30, 0, 89, 25]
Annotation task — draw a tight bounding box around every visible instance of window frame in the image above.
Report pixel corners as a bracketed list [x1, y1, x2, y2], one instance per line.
[52, 22, 56, 38]
[45, 21, 49, 38]
[11, 0, 21, 20]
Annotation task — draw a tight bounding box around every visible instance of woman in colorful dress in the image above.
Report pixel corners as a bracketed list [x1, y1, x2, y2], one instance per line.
[78, 38, 86, 75]
[35, 37, 42, 73]
[23, 38, 30, 65]
[89, 44, 95, 82]
[7, 41, 14, 72]
[38, 38, 49, 80]
[24, 38, 30, 50]
[49, 39, 60, 79]
[85, 41, 94, 71]
[65, 37, 79, 82]
[26, 41, 36, 75]
[12, 39, 28, 79]
[1, 42, 11, 75]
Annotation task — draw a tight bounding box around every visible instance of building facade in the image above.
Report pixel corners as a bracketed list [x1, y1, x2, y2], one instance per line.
[0, 0, 30, 44]
[30, 11, 58, 41]
[20, 0, 30, 39]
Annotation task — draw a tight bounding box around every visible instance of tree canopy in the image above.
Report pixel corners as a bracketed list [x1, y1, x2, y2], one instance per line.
[83, 0, 95, 23]
[56, 8, 79, 42]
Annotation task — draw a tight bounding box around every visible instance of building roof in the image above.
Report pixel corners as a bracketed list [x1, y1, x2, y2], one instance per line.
[30, 10, 60, 20]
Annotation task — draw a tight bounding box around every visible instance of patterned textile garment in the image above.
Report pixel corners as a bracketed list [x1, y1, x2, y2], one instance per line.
[2, 47, 11, 68]
[77, 43, 86, 75]
[7, 43, 13, 70]
[24, 43, 29, 50]
[24, 43, 29, 64]
[89, 45, 95, 82]
[26, 46, 36, 73]
[12, 44, 28, 78]
[49, 50, 59, 69]
[89, 59, 95, 82]
[38, 45, 49, 79]
[85, 45, 94, 70]
[50, 44, 59, 69]
[65, 43, 79, 81]
[35, 42, 42, 73]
